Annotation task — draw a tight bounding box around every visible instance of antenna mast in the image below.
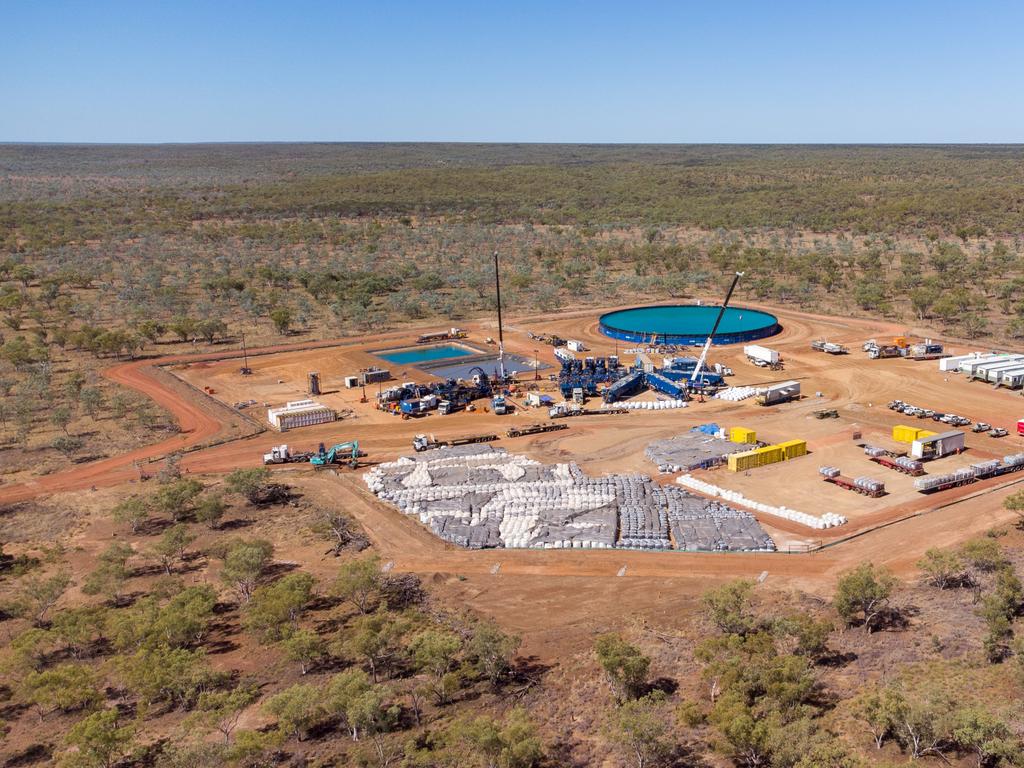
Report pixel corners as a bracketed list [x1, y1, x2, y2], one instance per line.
[494, 250, 505, 381]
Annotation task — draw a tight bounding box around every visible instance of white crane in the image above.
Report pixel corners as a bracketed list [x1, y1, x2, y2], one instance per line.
[690, 271, 744, 388]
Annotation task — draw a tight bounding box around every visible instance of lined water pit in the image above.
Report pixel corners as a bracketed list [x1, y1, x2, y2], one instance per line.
[363, 445, 774, 552]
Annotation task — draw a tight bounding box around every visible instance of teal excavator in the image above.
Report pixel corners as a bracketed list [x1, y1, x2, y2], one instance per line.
[310, 441, 361, 469]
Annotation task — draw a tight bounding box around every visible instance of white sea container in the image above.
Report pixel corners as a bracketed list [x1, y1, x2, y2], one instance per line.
[567, 340, 586, 352]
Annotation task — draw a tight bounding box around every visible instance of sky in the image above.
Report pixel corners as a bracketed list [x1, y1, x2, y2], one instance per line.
[3, 0, 1024, 143]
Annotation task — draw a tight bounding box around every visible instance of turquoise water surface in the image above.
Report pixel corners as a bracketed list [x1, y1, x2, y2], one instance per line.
[600, 305, 777, 336]
[375, 344, 475, 365]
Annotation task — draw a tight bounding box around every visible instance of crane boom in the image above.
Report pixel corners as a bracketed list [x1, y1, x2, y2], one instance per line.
[691, 271, 744, 387]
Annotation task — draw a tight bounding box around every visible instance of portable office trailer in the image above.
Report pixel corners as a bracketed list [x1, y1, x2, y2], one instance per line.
[981, 360, 1024, 383]
[910, 430, 965, 460]
[997, 366, 1024, 389]
[960, 355, 1024, 377]
[938, 353, 980, 372]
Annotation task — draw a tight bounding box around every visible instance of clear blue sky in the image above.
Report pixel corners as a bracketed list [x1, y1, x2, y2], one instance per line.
[4, 0, 1023, 143]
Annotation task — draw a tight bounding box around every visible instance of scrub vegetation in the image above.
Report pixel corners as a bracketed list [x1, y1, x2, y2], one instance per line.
[4, 143, 1024, 765]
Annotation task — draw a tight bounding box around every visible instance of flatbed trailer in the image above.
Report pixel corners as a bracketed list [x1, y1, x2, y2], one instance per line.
[869, 455, 925, 476]
[412, 433, 499, 452]
[824, 475, 886, 497]
[505, 422, 569, 438]
[916, 461, 1024, 494]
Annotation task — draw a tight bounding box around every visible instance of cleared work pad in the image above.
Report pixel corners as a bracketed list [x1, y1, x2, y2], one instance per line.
[363, 445, 774, 552]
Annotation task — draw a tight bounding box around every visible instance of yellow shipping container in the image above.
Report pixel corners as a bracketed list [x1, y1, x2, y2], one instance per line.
[893, 425, 921, 443]
[777, 439, 808, 459]
[729, 426, 757, 444]
[727, 450, 759, 472]
[917, 430, 937, 440]
[754, 445, 784, 466]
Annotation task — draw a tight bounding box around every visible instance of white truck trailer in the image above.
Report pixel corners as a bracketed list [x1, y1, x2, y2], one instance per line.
[743, 345, 780, 367]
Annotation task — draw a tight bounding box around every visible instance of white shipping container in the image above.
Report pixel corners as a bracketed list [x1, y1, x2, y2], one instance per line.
[567, 340, 586, 352]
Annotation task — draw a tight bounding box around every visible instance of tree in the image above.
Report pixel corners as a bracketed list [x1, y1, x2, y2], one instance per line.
[218, 538, 274, 603]
[466, 619, 520, 689]
[594, 633, 650, 701]
[961, 538, 1007, 573]
[50, 404, 73, 436]
[151, 478, 204, 522]
[82, 542, 133, 604]
[15, 569, 72, 624]
[61, 709, 135, 768]
[79, 387, 103, 418]
[1005, 489, 1024, 527]
[116, 645, 217, 709]
[280, 629, 327, 675]
[269, 307, 292, 334]
[851, 686, 907, 749]
[331, 555, 383, 614]
[52, 435, 84, 458]
[613, 691, 673, 768]
[454, 708, 543, 768]
[409, 629, 463, 704]
[702, 579, 757, 636]
[243, 571, 316, 642]
[150, 523, 197, 575]
[264, 683, 321, 741]
[344, 607, 410, 683]
[833, 563, 896, 633]
[49, 606, 108, 658]
[111, 496, 148, 534]
[23, 663, 102, 716]
[773, 613, 832, 661]
[194, 493, 227, 529]
[194, 684, 259, 744]
[917, 548, 968, 589]
[225, 466, 286, 505]
[195, 318, 227, 344]
[952, 707, 1018, 768]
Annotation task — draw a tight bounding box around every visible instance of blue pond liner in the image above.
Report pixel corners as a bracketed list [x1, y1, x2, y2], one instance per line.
[374, 344, 476, 365]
